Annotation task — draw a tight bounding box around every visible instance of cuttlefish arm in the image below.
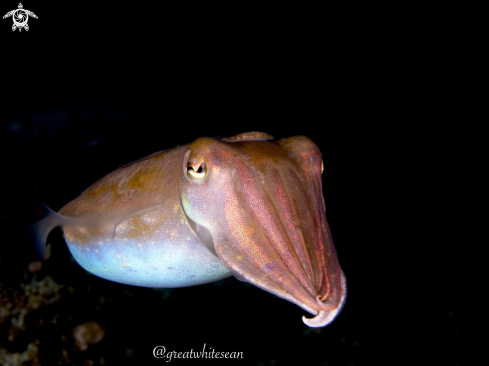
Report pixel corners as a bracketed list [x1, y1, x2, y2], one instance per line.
[180, 133, 346, 327]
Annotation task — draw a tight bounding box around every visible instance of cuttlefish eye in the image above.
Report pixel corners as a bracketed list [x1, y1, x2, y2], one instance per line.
[186, 160, 207, 180]
[321, 160, 324, 174]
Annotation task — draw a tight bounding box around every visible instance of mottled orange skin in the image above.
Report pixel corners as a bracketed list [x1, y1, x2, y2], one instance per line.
[59, 146, 188, 245]
[60, 146, 187, 216]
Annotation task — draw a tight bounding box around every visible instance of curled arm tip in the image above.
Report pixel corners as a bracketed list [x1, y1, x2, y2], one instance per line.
[302, 271, 347, 327]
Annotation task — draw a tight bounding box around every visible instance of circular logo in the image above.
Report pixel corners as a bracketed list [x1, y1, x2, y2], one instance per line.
[13, 9, 28, 27]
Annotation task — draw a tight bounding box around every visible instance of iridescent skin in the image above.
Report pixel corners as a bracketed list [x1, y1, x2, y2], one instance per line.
[30, 132, 346, 327]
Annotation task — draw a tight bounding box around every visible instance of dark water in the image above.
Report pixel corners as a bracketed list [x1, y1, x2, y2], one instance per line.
[0, 2, 468, 366]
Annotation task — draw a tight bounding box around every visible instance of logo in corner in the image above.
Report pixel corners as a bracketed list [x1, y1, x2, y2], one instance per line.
[3, 3, 37, 32]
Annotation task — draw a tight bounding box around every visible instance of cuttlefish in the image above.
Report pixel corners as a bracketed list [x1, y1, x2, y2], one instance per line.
[28, 132, 346, 327]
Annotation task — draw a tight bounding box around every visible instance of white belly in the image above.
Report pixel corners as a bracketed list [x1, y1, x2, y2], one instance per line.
[63, 207, 232, 287]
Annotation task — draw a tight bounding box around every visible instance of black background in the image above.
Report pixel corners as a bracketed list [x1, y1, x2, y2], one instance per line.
[0, 2, 469, 366]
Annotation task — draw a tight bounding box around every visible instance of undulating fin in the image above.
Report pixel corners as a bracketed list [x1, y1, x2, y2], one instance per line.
[26, 204, 68, 260]
[114, 206, 165, 232]
[233, 273, 248, 282]
[221, 131, 274, 142]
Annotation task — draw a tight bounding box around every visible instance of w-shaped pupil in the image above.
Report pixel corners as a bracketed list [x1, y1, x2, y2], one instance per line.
[188, 165, 203, 173]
